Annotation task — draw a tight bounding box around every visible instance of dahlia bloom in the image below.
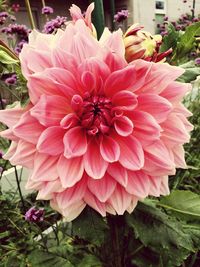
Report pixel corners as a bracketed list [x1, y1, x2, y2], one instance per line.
[124, 23, 172, 62]
[0, 19, 193, 221]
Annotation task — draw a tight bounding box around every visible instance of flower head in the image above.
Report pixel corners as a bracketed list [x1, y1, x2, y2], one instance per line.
[114, 10, 129, 23]
[43, 16, 67, 34]
[42, 6, 54, 15]
[124, 23, 172, 62]
[12, 3, 20, 12]
[195, 58, 200, 65]
[0, 14, 192, 221]
[25, 206, 44, 222]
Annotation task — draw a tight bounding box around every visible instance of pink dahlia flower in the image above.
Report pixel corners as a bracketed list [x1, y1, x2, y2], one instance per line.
[0, 19, 193, 221]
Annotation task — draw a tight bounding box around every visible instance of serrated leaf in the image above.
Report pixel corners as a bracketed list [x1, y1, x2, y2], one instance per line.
[126, 201, 195, 267]
[159, 190, 200, 221]
[28, 249, 74, 267]
[72, 207, 108, 246]
[160, 23, 180, 52]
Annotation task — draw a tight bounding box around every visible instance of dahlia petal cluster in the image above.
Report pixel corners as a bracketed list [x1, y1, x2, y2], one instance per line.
[0, 15, 193, 221]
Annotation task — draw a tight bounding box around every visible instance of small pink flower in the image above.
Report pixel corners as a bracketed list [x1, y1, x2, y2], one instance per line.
[0, 15, 192, 221]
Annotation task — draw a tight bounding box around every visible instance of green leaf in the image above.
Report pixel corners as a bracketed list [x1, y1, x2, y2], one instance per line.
[28, 249, 74, 267]
[177, 61, 200, 83]
[0, 48, 19, 65]
[173, 22, 200, 61]
[77, 254, 102, 267]
[126, 200, 195, 267]
[158, 190, 200, 221]
[72, 207, 108, 246]
[160, 23, 180, 52]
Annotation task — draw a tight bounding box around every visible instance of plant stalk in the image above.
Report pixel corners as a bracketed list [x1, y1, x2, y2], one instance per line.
[24, 0, 36, 29]
[14, 166, 25, 211]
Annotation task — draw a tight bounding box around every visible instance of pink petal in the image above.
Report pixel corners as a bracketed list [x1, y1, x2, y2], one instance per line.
[126, 171, 150, 198]
[64, 126, 87, 158]
[88, 173, 116, 202]
[104, 65, 136, 97]
[85, 3, 95, 28]
[116, 135, 144, 171]
[13, 111, 45, 144]
[126, 197, 139, 213]
[37, 126, 65, 155]
[100, 135, 120, 162]
[148, 176, 162, 197]
[143, 140, 175, 176]
[84, 139, 108, 179]
[30, 153, 58, 182]
[114, 116, 134, 137]
[137, 94, 172, 123]
[30, 95, 69, 127]
[51, 48, 78, 75]
[107, 162, 128, 187]
[69, 4, 83, 21]
[160, 82, 191, 103]
[108, 185, 132, 215]
[0, 107, 25, 127]
[0, 129, 19, 141]
[3, 142, 17, 160]
[55, 177, 87, 209]
[57, 155, 84, 188]
[37, 179, 64, 200]
[9, 140, 36, 168]
[112, 90, 138, 111]
[60, 113, 79, 129]
[160, 176, 170, 195]
[103, 50, 127, 72]
[171, 145, 187, 168]
[26, 49, 52, 73]
[130, 111, 161, 146]
[161, 114, 190, 144]
[84, 189, 106, 216]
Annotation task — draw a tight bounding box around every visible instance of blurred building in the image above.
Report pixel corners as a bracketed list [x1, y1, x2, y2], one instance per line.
[8, 0, 200, 33]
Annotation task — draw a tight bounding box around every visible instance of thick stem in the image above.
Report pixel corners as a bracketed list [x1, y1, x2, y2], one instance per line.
[24, 0, 36, 29]
[107, 215, 124, 267]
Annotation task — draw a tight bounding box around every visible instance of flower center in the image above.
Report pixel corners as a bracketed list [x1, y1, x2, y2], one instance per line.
[71, 94, 113, 136]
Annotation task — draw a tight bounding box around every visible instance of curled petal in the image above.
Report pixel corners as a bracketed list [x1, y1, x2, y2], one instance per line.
[100, 135, 120, 162]
[112, 90, 138, 110]
[114, 116, 134, 137]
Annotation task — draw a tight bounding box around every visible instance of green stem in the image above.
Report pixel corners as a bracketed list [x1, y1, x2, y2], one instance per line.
[24, 0, 36, 29]
[14, 166, 25, 211]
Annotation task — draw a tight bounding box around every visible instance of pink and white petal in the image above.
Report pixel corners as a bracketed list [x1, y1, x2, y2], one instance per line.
[114, 116, 134, 137]
[13, 111, 45, 144]
[51, 48, 78, 74]
[104, 65, 136, 97]
[37, 126, 65, 156]
[161, 114, 190, 144]
[126, 196, 139, 213]
[30, 95, 70, 127]
[176, 114, 193, 132]
[84, 189, 106, 216]
[60, 113, 79, 129]
[173, 103, 193, 118]
[88, 173, 116, 202]
[37, 179, 64, 200]
[130, 111, 161, 146]
[62, 201, 86, 221]
[100, 135, 120, 162]
[64, 126, 87, 158]
[126, 170, 150, 198]
[171, 145, 187, 168]
[116, 135, 144, 171]
[0, 106, 26, 127]
[30, 153, 58, 182]
[143, 140, 175, 175]
[0, 129, 19, 141]
[55, 177, 87, 209]
[148, 176, 162, 197]
[9, 140, 36, 168]
[100, 28, 125, 57]
[107, 162, 128, 187]
[25, 176, 44, 191]
[84, 138, 108, 179]
[103, 50, 127, 72]
[160, 82, 191, 103]
[137, 94, 172, 123]
[108, 185, 132, 215]
[112, 90, 138, 111]
[26, 49, 52, 73]
[57, 155, 84, 188]
[3, 141, 17, 160]
[160, 176, 170, 196]
[85, 3, 94, 28]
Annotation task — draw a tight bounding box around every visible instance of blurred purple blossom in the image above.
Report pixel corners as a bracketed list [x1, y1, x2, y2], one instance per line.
[114, 9, 129, 23]
[14, 39, 27, 54]
[43, 16, 67, 34]
[195, 58, 200, 65]
[3, 73, 17, 85]
[25, 207, 44, 222]
[42, 6, 54, 15]
[12, 3, 20, 12]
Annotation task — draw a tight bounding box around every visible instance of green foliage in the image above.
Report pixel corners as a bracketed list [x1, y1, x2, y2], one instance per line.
[160, 23, 181, 53]
[159, 190, 200, 221]
[177, 61, 200, 83]
[0, 48, 19, 65]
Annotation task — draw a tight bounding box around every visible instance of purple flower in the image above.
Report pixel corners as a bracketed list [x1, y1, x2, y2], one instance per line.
[4, 73, 17, 85]
[195, 58, 200, 65]
[190, 51, 197, 57]
[164, 16, 168, 21]
[42, 6, 54, 15]
[43, 16, 67, 34]
[114, 9, 129, 23]
[25, 206, 44, 222]
[1, 24, 29, 40]
[14, 39, 27, 54]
